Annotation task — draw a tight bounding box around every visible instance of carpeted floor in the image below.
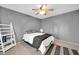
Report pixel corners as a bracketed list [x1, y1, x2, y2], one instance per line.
[0, 42, 41, 55]
[0, 42, 79, 55]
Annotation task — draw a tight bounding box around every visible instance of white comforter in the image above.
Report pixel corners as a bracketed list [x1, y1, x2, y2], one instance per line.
[23, 33, 54, 54]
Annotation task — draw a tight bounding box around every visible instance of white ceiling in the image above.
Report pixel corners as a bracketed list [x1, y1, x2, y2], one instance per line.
[0, 4, 79, 19]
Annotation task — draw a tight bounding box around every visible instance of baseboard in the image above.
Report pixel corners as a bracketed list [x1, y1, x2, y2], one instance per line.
[54, 39, 79, 51]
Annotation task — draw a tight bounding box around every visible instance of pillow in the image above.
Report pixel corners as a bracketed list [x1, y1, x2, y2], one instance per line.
[26, 30, 33, 34]
[32, 30, 40, 33]
[26, 30, 40, 34]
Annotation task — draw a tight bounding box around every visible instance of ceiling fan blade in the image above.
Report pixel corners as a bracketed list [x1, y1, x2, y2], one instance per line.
[47, 9, 54, 11]
[40, 4, 47, 9]
[32, 9, 39, 10]
[40, 4, 44, 9]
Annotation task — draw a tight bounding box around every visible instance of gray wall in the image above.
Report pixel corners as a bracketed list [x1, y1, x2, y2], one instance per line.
[41, 10, 79, 44]
[0, 6, 79, 44]
[0, 7, 1, 23]
[0, 7, 41, 42]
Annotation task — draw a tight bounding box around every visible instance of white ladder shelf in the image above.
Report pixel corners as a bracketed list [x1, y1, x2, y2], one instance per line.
[0, 22, 16, 54]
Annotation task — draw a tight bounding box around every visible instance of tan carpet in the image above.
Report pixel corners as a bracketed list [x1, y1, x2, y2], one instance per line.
[1, 42, 78, 55]
[0, 42, 42, 55]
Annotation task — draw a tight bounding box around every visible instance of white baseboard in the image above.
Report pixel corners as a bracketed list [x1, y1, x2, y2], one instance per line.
[54, 39, 79, 51]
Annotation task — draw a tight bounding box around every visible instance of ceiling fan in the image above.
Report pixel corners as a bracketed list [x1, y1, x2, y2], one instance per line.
[32, 4, 54, 15]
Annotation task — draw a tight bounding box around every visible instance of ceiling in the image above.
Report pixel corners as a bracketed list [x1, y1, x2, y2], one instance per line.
[0, 4, 79, 19]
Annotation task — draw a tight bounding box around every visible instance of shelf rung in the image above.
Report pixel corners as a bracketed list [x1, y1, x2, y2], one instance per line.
[0, 24, 10, 26]
[0, 28, 10, 29]
[1, 30, 11, 32]
[0, 44, 15, 52]
[1, 33, 12, 36]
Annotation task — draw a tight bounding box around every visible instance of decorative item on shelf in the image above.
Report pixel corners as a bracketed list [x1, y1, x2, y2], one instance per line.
[40, 28, 44, 33]
[32, 4, 54, 15]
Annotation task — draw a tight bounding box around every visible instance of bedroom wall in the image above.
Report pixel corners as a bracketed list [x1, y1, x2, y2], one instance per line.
[0, 7, 1, 23]
[41, 10, 79, 44]
[0, 7, 41, 42]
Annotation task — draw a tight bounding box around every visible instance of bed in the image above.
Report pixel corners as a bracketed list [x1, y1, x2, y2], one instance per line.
[22, 30, 54, 54]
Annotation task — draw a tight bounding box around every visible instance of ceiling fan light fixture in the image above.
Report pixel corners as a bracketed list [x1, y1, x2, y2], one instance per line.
[32, 4, 54, 15]
[39, 10, 46, 15]
[41, 4, 47, 9]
